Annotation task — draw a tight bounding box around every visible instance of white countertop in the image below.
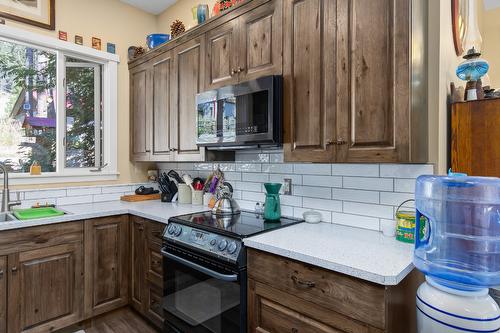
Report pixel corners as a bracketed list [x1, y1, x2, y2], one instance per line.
[0, 201, 415, 286]
[0, 200, 208, 231]
[244, 222, 415, 285]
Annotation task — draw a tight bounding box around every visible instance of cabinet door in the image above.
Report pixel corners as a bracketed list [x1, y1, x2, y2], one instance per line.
[8, 243, 83, 333]
[205, 19, 239, 89]
[238, 0, 282, 81]
[335, 0, 410, 162]
[151, 52, 174, 161]
[145, 283, 164, 328]
[130, 64, 152, 161]
[283, 0, 337, 162]
[0, 257, 6, 333]
[84, 216, 129, 317]
[172, 37, 206, 161]
[130, 217, 146, 313]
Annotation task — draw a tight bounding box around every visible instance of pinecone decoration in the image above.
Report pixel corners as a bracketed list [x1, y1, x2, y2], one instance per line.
[170, 19, 186, 38]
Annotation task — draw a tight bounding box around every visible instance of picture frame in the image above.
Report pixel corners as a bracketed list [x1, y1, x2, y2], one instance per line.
[0, 0, 55, 30]
[91, 37, 101, 51]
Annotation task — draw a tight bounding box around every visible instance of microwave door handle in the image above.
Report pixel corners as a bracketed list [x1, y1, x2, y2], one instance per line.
[161, 249, 238, 282]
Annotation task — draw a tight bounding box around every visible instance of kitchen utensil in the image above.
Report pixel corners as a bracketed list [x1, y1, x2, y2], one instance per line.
[135, 186, 159, 195]
[303, 210, 321, 224]
[178, 184, 192, 204]
[263, 183, 281, 221]
[146, 34, 170, 49]
[167, 170, 184, 184]
[203, 192, 213, 206]
[182, 174, 195, 191]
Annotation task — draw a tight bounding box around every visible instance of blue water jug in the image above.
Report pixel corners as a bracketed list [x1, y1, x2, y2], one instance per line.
[414, 175, 500, 290]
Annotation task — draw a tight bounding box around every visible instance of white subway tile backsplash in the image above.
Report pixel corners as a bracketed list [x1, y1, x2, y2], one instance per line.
[157, 154, 434, 232]
[293, 185, 332, 199]
[101, 185, 132, 194]
[194, 163, 214, 171]
[332, 212, 380, 231]
[262, 163, 293, 174]
[302, 197, 342, 212]
[93, 193, 122, 202]
[380, 164, 434, 178]
[269, 174, 302, 185]
[302, 175, 342, 188]
[380, 192, 415, 207]
[343, 202, 394, 219]
[394, 178, 417, 193]
[332, 188, 379, 204]
[67, 187, 101, 196]
[242, 173, 269, 182]
[294, 164, 331, 175]
[24, 189, 67, 200]
[343, 177, 393, 191]
[331, 164, 379, 177]
[236, 163, 262, 172]
[280, 195, 302, 207]
[58, 195, 94, 206]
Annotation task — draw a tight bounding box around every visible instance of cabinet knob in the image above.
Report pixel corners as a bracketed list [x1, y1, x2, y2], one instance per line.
[230, 69, 236, 76]
[335, 138, 347, 145]
[11, 266, 17, 273]
[237, 66, 245, 73]
[0, 269, 4, 278]
[171, 148, 178, 152]
[326, 140, 334, 146]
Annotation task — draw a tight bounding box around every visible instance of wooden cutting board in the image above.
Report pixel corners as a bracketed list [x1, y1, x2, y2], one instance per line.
[120, 193, 161, 202]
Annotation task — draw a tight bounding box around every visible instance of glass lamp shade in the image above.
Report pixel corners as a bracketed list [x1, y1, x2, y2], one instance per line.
[456, 48, 489, 81]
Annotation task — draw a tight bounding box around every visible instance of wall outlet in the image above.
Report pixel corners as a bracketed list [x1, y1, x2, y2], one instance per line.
[283, 178, 292, 195]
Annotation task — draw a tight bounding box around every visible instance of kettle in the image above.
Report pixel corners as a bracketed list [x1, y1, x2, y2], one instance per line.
[263, 183, 281, 221]
[211, 182, 241, 216]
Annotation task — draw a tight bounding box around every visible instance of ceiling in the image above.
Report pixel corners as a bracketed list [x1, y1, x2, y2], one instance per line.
[120, 0, 177, 15]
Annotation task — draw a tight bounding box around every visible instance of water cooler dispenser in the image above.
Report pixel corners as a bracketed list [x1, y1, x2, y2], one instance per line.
[414, 175, 500, 332]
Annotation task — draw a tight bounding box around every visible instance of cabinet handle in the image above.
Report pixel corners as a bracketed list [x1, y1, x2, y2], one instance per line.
[326, 140, 334, 146]
[230, 69, 236, 76]
[335, 138, 347, 145]
[237, 66, 245, 73]
[291, 328, 298, 333]
[0, 269, 4, 278]
[11, 266, 17, 273]
[171, 148, 178, 152]
[291, 275, 315, 288]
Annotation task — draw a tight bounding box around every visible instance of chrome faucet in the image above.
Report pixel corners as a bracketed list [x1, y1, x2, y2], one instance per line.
[0, 162, 21, 213]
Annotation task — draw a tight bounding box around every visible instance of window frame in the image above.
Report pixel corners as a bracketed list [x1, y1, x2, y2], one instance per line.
[0, 24, 119, 184]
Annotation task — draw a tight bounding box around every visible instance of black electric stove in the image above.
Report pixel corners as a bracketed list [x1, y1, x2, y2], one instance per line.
[161, 211, 302, 333]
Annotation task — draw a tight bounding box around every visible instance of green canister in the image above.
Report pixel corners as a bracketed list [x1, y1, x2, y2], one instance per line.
[263, 183, 281, 221]
[396, 199, 427, 243]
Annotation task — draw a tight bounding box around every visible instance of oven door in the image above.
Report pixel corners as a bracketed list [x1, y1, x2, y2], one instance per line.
[161, 244, 246, 333]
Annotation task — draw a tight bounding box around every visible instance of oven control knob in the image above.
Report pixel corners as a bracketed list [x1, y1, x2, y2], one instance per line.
[210, 239, 217, 246]
[227, 241, 237, 254]
[174, 226, 183, 237]
[218, 239, 228, 251]
[167, 225, 176, 235]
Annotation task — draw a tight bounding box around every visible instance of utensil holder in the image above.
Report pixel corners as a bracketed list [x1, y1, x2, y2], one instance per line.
[178, 184, 192, 204]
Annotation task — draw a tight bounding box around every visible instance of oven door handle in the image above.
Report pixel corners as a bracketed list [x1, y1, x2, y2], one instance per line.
[161, 249, 238, 282]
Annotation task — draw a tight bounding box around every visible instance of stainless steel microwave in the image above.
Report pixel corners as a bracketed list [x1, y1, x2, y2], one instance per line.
[196, 75, 282, 149]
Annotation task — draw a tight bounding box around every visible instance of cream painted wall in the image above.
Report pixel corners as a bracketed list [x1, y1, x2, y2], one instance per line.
[4, 0, 156, 189]
[157, 0, 217, 33]
[479, 1, 500, 88]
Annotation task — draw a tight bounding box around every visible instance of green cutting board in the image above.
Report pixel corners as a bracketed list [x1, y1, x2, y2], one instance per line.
[13, 207, 65, 220]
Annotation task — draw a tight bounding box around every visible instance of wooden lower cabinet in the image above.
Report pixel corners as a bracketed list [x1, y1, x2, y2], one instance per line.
[130, 216, 146, 312]
[84, 216, 130, 318]
[0, 256, 6, 333]
[248, 249, 422, 333]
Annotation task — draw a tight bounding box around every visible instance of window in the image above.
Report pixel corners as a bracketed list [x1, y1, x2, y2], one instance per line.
[0, 25, 118, 184]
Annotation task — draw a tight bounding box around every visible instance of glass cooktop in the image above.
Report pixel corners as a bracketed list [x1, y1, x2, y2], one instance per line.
[169, 210, 302, 239]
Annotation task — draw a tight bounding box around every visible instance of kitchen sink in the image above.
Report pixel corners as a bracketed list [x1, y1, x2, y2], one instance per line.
[0, 213, 17, 222]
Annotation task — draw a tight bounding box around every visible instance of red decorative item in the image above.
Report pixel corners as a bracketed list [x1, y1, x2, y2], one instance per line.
[213, 0, 244, 16]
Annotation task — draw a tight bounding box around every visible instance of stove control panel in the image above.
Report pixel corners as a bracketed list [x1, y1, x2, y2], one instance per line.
[163, 222, 242, 262]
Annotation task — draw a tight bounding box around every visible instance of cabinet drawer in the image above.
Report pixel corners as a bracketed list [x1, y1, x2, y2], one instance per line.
[145, 283, 164, 328]
[248, 249, 386, 329]
[0, 222, 83, 256]
[146, 220, 165, 245]
[146, 242, 163, 287]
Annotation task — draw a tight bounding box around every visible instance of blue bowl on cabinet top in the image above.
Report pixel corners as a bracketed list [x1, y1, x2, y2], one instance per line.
[147, 34, 170, 49]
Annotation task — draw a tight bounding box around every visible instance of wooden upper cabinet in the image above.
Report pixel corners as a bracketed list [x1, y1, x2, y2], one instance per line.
[335, 0, 410, 162]
[84, 216, 129, 318]
[238, 0, 282, 81]
[283, 0, 337, 162]
[8, 243, 84, 333]
[151, 51, 174, 161]
[130, 64, 152, 161]
[205, 20, 239, 89]
[171, 37, 206, 162]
